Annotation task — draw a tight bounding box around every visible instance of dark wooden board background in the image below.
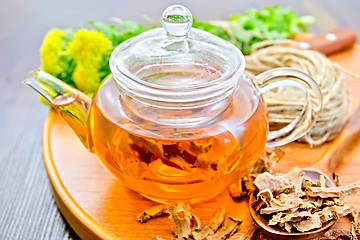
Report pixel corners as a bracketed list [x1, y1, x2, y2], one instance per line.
[2, 0, 360, 239]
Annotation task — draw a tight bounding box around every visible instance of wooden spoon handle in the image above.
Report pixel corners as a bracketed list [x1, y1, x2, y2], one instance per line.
[300, 28, 357, 55]
[311, 106, 360, 176]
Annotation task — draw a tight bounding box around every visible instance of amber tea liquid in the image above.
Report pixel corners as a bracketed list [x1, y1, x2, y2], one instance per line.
[89, 69, 268, 203]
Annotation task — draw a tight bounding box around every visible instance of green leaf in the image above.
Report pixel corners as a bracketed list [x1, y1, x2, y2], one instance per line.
[39, 4, 315, 101]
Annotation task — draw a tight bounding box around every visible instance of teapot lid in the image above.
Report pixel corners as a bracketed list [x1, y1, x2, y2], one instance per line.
[110, 5, 245, 89]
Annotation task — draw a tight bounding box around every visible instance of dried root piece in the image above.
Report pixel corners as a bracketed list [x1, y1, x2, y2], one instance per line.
[252, 148, 285, 174]
[314, 229, 357, 239]
[238, 225, 258, 240]
[129, 134, 217, 172]
[207, 216, 242, 240]
[153, 237, 165, 240]
[167, 203, 193, 239]
[138, 204, 241, 240]
[349, 210, 360, 239]
[305, 180, 360, 198]
[230, 147, 285, 198]
[333, 172, 342, 187]
[137, 204, 169, 223]
[252, 167, 360, 233]
[255, 229, 360, 240]
[254, 172, 294, 195]
[255, 228, 360, 240]
[192, 207, 225, 240]
[319, 205, 354, 223]
[230, 175, 257, 198]
[191, 214, 202, 232]
[292, 212, 322, 232]
[269, 211, 312, 228]
[255, 167, 305, 197]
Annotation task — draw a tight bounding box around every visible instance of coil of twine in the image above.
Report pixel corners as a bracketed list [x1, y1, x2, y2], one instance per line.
[244, 40, 360, 146]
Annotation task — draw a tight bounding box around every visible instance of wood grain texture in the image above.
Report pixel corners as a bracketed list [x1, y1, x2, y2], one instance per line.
[1, 0, 360, 239]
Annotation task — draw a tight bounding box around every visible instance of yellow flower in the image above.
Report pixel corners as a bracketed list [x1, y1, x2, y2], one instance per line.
[68, 29, 112, 94]
[39, 28, 66, 76]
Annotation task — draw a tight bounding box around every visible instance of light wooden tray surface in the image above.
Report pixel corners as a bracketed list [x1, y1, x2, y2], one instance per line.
[43, 46, 360, 239]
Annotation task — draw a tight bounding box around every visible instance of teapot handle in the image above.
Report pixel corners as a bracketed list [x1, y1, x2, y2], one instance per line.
[255, 67, 322, 147]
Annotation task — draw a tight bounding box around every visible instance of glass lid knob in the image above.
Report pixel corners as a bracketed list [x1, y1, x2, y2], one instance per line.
[162, 5, 192, 37]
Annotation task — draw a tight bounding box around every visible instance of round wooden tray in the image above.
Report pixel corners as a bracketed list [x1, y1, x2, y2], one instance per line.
[43, 47, 360, 239]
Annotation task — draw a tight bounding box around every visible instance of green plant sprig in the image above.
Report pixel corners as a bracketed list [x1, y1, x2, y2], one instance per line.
[39, 5, 314, 96]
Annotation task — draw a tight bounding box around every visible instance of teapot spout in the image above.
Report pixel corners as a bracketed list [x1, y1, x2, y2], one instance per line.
[23, 70, 92, 150]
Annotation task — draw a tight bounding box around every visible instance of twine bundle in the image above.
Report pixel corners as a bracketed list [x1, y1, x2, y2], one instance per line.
[244, 40, 359, 146]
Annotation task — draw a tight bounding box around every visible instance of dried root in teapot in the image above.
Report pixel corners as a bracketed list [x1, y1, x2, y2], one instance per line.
[137, 204, 241, 240]
[245, 40, 360, 146]
[251, 167, 360, 233]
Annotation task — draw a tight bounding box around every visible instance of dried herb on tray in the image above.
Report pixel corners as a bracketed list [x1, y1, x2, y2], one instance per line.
[206, 216, 242, 240]
[137, 148, 360, 239]
[252, 167, 360, 233]
[192, 207, 225, 239]
[137, 204, 241, 240]
[136, 204, 169, 223]
[230, 148, 360, 238]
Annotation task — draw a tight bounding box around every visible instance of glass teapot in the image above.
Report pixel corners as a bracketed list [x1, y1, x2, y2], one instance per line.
[23, 5, 322, 203]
